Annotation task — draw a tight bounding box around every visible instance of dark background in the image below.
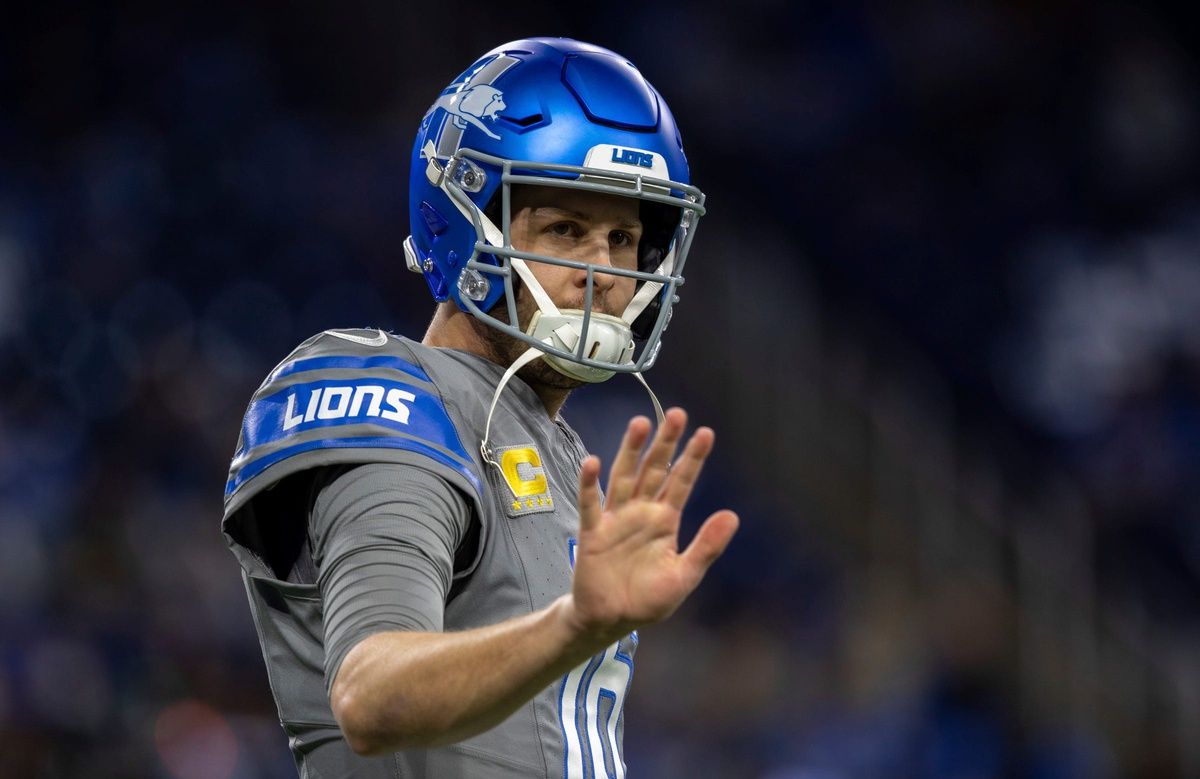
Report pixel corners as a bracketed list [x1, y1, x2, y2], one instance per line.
[3, 1, 1199, 776]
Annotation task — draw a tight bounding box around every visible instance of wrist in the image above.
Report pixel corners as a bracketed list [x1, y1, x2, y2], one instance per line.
[550, 595, 625, 655]
[551, 594, 590, 646]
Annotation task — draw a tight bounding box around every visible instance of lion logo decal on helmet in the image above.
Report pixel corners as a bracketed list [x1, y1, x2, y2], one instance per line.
[433, 84, 506, 140]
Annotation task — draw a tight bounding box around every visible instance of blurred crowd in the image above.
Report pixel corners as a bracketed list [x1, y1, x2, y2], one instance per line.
[1, 1, 1197, 777]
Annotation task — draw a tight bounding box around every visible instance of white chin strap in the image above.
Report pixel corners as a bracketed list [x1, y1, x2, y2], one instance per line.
[475, 242, 667, 460]
[496, 217, 676, 385]
[421, 143, 671, 460]
[476, 213, 674, 466]
[480, 340, 665, 467]
[478, 214, 673, 463]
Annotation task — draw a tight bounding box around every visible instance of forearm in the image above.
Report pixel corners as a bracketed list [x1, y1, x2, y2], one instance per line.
[331, 593, 603, 755]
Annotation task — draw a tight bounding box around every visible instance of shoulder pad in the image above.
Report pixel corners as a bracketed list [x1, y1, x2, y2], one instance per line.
[224, 330, 479, 511]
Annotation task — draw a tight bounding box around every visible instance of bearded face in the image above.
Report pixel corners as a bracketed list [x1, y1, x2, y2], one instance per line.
[472, 186, 643, 391]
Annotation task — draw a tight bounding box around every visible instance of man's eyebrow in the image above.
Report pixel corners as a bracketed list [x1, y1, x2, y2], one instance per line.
[531, 206, 642, 230]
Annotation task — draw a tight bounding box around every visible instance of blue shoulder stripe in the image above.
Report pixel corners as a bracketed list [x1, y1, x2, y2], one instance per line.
[228, 368, 476, 498]
[226, 435, 480, 496]
[240, 377, 465, 454]
[269, 354, 432, 383]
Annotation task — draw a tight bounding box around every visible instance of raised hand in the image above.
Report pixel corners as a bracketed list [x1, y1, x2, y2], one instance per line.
[566, 408, 739, 645]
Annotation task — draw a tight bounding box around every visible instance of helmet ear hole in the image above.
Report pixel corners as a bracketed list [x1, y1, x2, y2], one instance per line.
[419, 201, 450, 237]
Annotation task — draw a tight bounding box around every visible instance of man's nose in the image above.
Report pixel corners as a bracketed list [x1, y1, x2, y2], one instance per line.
[573, 234, 616, 291]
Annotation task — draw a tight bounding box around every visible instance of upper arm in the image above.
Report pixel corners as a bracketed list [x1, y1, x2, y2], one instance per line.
[310, 460, 475, 697]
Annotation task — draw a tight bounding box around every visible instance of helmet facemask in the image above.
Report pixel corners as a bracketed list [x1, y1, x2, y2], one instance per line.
[415, 144, 705, 383]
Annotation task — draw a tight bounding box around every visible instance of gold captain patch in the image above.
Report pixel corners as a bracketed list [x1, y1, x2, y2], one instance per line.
[494, 444, 555, 517]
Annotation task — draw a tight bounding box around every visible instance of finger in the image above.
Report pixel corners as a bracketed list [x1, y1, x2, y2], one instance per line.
[634, 407, 687, 499]
[605, 416, 652, 507]
[680, 510, 739, 581]
[577, 455, 603, 532]
[660, 427, 715, 510]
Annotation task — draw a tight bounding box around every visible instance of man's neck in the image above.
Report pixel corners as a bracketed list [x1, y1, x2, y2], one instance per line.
[422, 304, 571, 418]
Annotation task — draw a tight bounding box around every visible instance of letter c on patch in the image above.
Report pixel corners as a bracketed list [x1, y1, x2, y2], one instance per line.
[499, 447, 548, 498]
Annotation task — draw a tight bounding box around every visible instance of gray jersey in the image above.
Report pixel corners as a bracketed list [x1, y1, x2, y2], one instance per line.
[222, 328, 637, 778]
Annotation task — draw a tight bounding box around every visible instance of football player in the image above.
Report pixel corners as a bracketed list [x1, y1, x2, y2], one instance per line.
[222, 37, 738, 778]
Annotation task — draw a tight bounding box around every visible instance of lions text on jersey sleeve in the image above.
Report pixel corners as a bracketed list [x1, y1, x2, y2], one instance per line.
[222, 329, 637, 778]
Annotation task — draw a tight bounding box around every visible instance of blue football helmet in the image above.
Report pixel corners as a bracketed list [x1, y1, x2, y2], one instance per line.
[404, 37, 705, 383]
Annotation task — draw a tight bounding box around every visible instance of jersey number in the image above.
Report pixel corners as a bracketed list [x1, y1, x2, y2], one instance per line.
[559, 539, 636, 779]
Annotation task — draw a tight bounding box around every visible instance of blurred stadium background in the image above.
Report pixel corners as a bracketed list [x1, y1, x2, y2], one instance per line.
[3, 1, 1199, 776]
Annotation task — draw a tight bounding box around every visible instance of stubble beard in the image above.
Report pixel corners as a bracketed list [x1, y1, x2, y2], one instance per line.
[471, 286, 589, 392]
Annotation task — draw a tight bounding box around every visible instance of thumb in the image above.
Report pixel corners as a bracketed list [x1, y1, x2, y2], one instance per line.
[680, 510, 739, 579]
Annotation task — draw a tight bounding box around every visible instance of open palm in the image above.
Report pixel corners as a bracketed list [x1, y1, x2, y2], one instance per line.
[568, 408, 739, 645]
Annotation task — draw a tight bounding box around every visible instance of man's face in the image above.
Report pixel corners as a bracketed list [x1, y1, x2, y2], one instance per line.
[477, 186, 644, 388]
[507, 185, 642, 318]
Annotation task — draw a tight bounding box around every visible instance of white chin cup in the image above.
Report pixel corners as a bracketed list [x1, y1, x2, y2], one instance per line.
[526, 310, 635, 383]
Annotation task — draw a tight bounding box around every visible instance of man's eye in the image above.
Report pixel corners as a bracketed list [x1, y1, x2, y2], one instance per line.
[610, 231, 634, 247]
[548, 222, 576, 237]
